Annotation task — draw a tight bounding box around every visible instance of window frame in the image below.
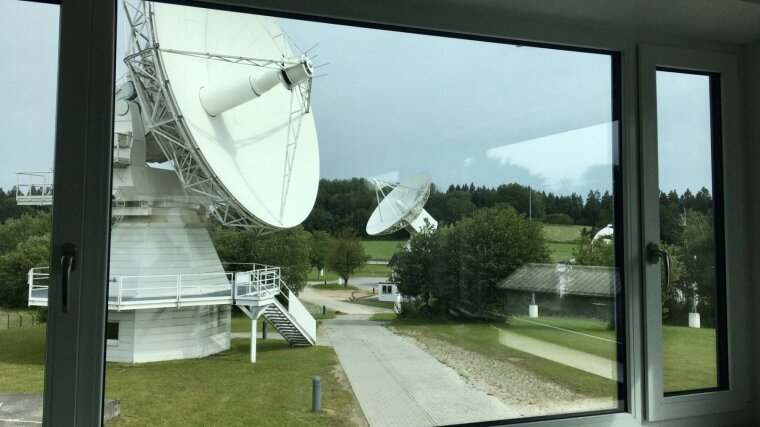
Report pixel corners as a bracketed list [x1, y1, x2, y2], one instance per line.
[42, 0, 115, 424]
[42, 0, 753, 426]
[638, 44, 750, 422]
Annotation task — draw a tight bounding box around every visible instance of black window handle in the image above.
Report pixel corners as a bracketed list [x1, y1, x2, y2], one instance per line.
[647, 242, 670, 289]
[60, 243, 77, 313]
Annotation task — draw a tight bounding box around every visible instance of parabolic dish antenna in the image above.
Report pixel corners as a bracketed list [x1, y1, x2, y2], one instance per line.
[366, 172, 438, 235]
[125, 1, 319, 232]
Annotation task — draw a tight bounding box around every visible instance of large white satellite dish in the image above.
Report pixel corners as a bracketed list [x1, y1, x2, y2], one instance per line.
[125, 1, 319, 233]
[366, 172, 438, 236]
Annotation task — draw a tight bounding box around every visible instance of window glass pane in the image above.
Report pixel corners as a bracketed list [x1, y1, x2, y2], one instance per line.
[656, 70, 725, 394]
[103, 2, 623, 424]
[0, 0, 58, 423]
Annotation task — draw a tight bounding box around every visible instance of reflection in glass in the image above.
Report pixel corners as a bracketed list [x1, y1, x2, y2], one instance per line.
[656, 70, 722, 393]
[99, 2, 623, 424]
[0, 0, 59, 423]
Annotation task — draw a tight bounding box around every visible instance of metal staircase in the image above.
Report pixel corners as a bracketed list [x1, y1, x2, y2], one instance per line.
[263, 299, 314, 346]
[233, 264, 316, 356]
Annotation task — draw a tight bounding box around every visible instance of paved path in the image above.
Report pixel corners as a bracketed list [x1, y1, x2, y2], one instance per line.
[494, 327, 617, 380]
[0, 393, 119, 426]
[308, 277, 386, 293]
[300, 286, 391, 315]
[324, 315, 519, 426]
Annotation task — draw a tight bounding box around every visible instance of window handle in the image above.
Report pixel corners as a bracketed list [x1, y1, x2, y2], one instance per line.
[60, 243, 77, 313]
[647, 242, 670, 289]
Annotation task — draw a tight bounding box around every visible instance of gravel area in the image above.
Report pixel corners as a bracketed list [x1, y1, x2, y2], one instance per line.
[391, 327, 618, 417]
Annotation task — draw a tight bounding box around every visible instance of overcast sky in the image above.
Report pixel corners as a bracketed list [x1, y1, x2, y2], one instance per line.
[1, 1, 713, 197]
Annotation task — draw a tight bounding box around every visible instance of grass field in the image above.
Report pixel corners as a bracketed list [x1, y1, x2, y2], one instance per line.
[663, 326, 718, 392]
[508, 316, 616, 360]
[0, 309, 41, 330]
[0, 325, 362, 426]
[312, 283, 360, 291]
[542, 224, 587, 243]
[307, 264, 391, 282]
[361, 240, 404, 261]
[346, 295, 395, 310]
[369, 313, 397, 322]
[546, 242, 576, 263]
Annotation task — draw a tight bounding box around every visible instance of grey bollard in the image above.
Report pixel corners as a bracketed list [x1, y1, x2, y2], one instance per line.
[322, 305, 326, 315]
[262, 321, 267, 340]
[312, 376, 321, 412]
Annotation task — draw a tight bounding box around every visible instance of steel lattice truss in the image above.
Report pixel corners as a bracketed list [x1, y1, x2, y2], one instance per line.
[122, 1, 312, 235]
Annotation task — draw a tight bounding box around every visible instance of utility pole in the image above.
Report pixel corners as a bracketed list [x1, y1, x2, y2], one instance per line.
[528, 186, 532, 220]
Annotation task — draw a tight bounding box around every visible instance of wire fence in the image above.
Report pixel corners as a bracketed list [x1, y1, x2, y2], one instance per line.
[0, 311, 43, 330]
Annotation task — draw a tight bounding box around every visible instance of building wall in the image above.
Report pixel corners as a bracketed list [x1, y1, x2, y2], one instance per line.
[106, 311, 136, 363]
[745, 40, 760, 425]
[131, 305, 231, 363]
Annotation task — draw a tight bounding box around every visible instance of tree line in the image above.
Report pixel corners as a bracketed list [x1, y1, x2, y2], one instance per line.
[303, 178, 620, 236]
[0, 179, 716, 319]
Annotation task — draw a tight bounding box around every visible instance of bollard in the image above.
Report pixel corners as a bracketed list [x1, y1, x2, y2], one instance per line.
[312, 376, 321, 412]
[322, 305, 326, 315]
[262, 321, 268, 340]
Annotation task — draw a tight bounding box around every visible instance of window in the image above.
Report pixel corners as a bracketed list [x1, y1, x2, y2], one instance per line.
[106, 322, 120, 343]
[14, 0, 754, 426]
[99, 2, 624, 425]
[0, 2, 58, 424]
[639, 45, 748, 422]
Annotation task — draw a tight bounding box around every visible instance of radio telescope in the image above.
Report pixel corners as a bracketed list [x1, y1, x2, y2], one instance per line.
[366, 171, 438, 236]
[126, 1, 319, 232]
[26, 1, 319, 363]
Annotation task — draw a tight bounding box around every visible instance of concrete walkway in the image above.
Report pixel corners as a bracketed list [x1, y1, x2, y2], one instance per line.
[300, 286, 391, 316]
[324, 315, 519, 426]
[0, 392, 119, 426]
[494, 327, 617, 380]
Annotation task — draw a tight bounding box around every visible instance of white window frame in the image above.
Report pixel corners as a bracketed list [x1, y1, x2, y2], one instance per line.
[42, 1, 754, 426]
[638, 44, 751, 422]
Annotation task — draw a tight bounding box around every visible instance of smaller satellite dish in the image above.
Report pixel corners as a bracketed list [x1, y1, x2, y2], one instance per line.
[366, 172, 438, 236]
[592, 224, 614, 243]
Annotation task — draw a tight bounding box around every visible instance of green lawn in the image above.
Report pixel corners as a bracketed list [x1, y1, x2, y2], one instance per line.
[346, 295, 395, 310]
[369, 313, 397, 322]
[307, 264, 391, 282]
[663, 325, 718, 392]
[312, 283, 360, 291]
[361, 240, 404, 261]
[546, 242, 575, 263]
[507, 316, 616, 360]
[0, 325, 362, 426]
[0, 309, 41, 330]
[542, 224, 587, 243]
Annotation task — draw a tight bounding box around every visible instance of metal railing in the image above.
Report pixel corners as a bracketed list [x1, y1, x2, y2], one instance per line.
[108, 272, 233, 308]
[27, 264, 293, 309]
[15, 172, 54, 206]
[28, 267, 51, 306]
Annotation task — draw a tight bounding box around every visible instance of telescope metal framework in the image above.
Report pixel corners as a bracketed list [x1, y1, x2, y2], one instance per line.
[123, 1, 312, 234]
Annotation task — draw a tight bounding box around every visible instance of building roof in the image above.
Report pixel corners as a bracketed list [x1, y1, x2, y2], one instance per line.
[498, 263, 619, 298]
